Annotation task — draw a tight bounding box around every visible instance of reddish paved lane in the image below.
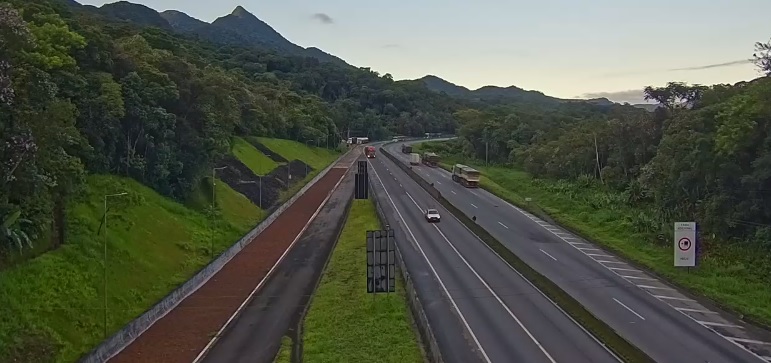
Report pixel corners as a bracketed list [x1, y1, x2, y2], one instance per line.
[110, 161, 351, 363]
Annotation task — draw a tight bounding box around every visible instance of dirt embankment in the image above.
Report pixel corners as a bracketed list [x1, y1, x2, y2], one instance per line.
[217, 156, 314, 210]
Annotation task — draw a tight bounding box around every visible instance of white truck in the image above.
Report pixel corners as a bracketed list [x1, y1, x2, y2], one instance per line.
[409, 153, 420, 165]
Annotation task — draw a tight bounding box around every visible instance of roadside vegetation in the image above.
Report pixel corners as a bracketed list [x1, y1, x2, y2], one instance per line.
[302, 200, 423, 363]
[0, 136, 331, 362]
[272, 336, 293, 363]
[415, 74, 771, 327]
[231, 137, 280, 175]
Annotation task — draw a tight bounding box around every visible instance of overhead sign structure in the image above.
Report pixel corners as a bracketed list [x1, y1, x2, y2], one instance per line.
[355, 160, 369, 199]
[366, 229, 395, 294]
[674, 222, 696, 267]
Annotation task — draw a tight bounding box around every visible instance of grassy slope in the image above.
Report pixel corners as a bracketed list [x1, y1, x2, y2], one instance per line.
[231, 136, 279, 175]
[413, 141, 771, 326]
[255, 137, 341, 203]
[0, 175, 262, 362]
[302, 200, 423, 363]
[255, 137, 339, 170]
[0, 137, 340, 362]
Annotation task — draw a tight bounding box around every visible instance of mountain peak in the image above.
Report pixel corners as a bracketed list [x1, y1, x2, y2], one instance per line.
[231, 5, 253, 17]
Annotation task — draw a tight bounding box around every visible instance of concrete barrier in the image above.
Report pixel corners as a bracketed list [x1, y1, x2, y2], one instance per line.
[79, 148, 356, 363]
[369, 144, 444, 363]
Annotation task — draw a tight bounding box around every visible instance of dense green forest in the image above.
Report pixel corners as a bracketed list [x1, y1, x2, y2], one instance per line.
[0, 0, 460, 258]
[414, 45, 771, 325]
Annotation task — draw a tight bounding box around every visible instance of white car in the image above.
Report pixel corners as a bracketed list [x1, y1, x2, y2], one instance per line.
[425, 208, 441, 223]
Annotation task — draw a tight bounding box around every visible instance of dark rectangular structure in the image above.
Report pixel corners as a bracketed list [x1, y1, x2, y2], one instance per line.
[366, 229, 396, 293]
[354, 160, 369, 199]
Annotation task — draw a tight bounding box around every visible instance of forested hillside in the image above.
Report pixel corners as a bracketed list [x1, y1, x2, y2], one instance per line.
[0, 0, 459, 259]
[425, 40, 771, 316]
[447, 66, 771, 250]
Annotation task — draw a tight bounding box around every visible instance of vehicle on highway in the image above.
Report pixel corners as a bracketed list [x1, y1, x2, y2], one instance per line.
[425, 208, 441, 222]
[409, 152, 420, 165]
[401, 144, 413, 154]
[451, 164, 481, 188]
[364, 145, 376, 158]
[422, 152, 440, 167]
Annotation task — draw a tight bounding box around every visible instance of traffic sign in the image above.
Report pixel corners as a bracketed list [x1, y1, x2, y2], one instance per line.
[674, 222, 696, 267]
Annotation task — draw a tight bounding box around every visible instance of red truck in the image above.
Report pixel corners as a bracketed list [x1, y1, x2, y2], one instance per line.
[364, 146, 376, 158]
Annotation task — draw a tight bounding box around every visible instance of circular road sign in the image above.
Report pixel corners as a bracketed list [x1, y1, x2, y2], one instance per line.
[678, 237, 692, 251]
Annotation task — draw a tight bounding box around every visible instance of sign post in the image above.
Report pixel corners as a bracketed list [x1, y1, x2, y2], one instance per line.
[674, 222, 696, 267]
[366, 229, 395, 294]
[354, 160, 369, 199]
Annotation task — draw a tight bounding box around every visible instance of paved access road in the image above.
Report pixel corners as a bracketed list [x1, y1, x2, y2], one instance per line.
[387, 141, 771, 363]
[199, 161, 357, 363]
[368, 150, 622, 363]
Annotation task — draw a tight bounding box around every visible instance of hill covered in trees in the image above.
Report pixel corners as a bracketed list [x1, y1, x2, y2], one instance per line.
[417, 74, 662, 111]
[0, 0, 462, 258]
[433, 41, 771, 290]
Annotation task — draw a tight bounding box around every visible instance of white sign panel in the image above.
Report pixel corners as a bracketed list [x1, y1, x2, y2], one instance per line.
[674, 222, 696, 267]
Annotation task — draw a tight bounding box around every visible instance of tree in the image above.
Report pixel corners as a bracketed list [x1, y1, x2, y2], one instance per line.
[753, 38, 771, 76]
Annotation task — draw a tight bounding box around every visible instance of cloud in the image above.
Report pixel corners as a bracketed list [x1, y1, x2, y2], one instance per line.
[599, 59, 752, 78]
[667, 59, 752, 71]
[382, 44, 401, 49]
[311, 13, 334, 24]
[580, 89, 648, 104]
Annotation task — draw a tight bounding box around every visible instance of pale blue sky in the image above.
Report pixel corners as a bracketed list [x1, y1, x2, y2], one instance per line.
[80, 0, 769, 103]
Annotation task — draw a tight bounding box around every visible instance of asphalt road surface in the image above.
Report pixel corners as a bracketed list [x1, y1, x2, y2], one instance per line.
[386, 141, 771, 363]
[367, 151, 622, 363]
[197, 165, 355, 363]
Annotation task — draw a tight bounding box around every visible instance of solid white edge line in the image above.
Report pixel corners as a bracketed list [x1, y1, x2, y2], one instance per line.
[539, 249, 558, 261]
[383, 144, 623, 362]
[613, 298, 645, 321]
[504, 201, 771, 361]
[406, 201, 557, 363]
[367, 159, 493, 363]
[191, 160, 351, 363]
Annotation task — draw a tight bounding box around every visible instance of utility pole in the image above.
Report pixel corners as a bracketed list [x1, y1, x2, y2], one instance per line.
[103, 192, 127, 339]
[211, 166, 227, 258]
[593, 133, 604, 185]
[483, 128, 489, 166]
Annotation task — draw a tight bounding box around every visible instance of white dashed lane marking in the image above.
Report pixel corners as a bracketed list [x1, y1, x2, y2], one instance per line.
[539, 249, 558, 261]
[503, 203, 771, 361]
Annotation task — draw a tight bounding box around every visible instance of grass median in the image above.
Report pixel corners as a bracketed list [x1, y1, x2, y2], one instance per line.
[381, 147, 655, 363]
[302, 199, 423, 363]
[413, 141, 771, 328]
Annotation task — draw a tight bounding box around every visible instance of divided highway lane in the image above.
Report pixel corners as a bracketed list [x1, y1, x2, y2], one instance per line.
[387, 142, 771, 363]
[368, 153, 622, 363]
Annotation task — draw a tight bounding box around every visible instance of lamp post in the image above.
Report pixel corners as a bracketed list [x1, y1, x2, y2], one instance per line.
[103, 192, 127, 339]
[305, 141, 314, 177]
[238, 179, 262, 209]
[211, 166, 227, 259]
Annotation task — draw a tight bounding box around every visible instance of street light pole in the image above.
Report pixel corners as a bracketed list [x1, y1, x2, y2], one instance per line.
[211, 166, 227, 259]
[103, 192, 127, 339]
[305, 141, 313, 177]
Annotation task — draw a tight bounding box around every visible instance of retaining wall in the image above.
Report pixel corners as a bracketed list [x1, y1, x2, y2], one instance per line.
[79, 148, 354, 363]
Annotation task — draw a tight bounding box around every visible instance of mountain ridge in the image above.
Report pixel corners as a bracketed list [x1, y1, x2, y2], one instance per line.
[65, 0, 349, 66]
[417, 75, 661, 111]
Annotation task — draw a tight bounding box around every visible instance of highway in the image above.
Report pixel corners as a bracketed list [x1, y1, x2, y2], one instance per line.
[385, 141, 771, 363]
[367, 149, 623, 363]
